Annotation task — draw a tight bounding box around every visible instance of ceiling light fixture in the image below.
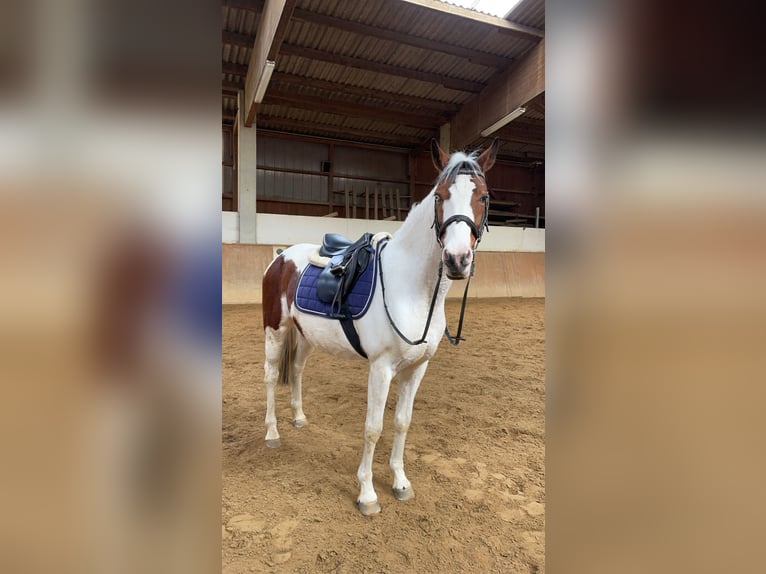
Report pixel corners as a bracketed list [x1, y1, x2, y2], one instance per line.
[480, 106, 526, 137]
[254, 60, 276, 104]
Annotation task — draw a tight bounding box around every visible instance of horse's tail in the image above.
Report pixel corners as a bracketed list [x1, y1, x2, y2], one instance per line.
[277, 325, 297, 386]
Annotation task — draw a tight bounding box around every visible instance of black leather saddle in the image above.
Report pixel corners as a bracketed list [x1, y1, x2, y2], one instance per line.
[316, 232, 375, 312]
[319, 233, 372, 258]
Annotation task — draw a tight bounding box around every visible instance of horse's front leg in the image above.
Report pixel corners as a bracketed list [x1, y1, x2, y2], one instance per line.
[356, 361, 393, 516]
[390, 361, 428, 501]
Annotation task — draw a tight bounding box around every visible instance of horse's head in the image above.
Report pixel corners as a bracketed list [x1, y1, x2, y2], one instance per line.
[430, 139, 499, 280]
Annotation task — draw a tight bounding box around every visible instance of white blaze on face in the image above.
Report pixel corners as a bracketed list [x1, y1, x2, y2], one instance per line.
[442, 174, 477, 256]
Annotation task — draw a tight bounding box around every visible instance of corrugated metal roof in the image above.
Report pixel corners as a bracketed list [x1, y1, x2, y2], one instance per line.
[433, 0, 518, 18]
[506, 0, 544, 30]
[222, 0, 544, 155]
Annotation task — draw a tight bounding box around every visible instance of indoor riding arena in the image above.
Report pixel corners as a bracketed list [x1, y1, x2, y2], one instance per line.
[221, 1, 545, 572]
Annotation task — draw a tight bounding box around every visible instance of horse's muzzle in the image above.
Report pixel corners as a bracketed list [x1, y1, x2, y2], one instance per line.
[444, 250, 472, 279]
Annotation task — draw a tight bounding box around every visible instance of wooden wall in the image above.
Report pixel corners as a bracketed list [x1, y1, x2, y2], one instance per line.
[222, 244, 544, 304]
[224, 131, 544, 228]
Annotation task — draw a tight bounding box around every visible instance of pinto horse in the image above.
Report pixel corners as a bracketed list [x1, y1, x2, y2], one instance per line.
[261, 139, 498, 515]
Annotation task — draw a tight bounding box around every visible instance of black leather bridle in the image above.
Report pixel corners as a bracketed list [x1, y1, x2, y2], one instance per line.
[431, 171, 490, 251]
[379, 169, 490, 347]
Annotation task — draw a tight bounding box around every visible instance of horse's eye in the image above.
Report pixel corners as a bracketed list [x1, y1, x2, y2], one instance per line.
[435, 195, 443, 203]
[480, 194, 489, 203]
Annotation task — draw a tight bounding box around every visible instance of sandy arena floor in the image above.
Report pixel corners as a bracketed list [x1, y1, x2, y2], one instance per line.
[223, 298, 545, 573]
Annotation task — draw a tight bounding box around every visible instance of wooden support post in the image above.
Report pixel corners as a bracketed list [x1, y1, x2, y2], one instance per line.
[327, 142, 335, 214]
[365, 186, 370, 220]
[352, 189, 357, 219]
[381, 189, 388, 219]
[395, 188, 401, 221]
[374, 188, 379, 220]
[344, 188, 349, 219]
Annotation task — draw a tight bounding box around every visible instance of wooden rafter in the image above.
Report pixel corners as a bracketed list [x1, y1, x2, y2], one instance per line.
[257, 115, 428, 146]
[263, 90, 445, 129]
[221, 0, 264, 12]
[269, 72, 460, 113]
[451, 39, 545, 148]
[223, 61, 248, 76]
[396, 0, 543, 40]
[495, 127, 544, 147]
[243, 0, 297, 126]
[222, 30, 254, 48]
[278, 43, 486, 93]
[526, 98, 545, 116]
[289, 9, 511, 69]
[224, 24, 509, 71]
[223, 79, 245, 91]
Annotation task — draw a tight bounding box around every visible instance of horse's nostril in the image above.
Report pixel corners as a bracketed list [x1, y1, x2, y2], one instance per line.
[444, 251, 470, 272]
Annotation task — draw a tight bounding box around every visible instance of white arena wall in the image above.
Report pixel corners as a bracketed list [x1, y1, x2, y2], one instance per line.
[222, 212, 544, 304]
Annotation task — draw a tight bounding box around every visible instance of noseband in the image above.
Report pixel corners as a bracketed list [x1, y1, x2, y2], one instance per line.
[431, 171, 490, 249]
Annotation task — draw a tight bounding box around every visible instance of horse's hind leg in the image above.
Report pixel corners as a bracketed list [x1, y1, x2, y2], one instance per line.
[390, 361, 428, 501]
[263, 325, 287, 448]
[290, 330, 313, 428]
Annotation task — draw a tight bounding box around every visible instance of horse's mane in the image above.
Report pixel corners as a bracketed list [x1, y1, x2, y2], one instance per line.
[408, 150, 483, 211]
[435, 150, 482, 187]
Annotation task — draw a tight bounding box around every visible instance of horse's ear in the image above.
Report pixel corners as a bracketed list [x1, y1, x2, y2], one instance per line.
[430, 139, 450, 171]
[477, 138, 500, 173]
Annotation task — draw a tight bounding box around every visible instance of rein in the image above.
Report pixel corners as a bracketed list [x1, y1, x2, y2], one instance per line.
[378, 170, 489, 347]
[378, 239, 441, 346]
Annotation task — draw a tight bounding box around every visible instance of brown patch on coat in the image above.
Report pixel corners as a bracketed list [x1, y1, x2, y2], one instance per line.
[469, 175, 490, 248]
[262, 255, 299, 331]
[284, 260, 299, 309]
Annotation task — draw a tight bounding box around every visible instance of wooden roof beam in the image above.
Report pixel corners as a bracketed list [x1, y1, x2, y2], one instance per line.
[243, 0, 297, 126]
[279, 43, 485, 93]
[222, 30, 254, 48]
[450, 39, 544, 149]
[495, 129, 545, 147]
[263, 90, 445, 129]
[223, 79, 245, 91]
[396, 0, 544, 40]
[221, 0, 264, 12]
[270, 72, 460, 113]
[223, 62, 248, 76]
[290, 8, 510, 69]
[257, 116, 428, 146]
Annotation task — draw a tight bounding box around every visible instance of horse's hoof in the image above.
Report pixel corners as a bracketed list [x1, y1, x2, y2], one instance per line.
[265, 438, 281, 448]
[292, 418, 308, 428]
[393, 486, 415, 501]
[357, 500, 381, 516]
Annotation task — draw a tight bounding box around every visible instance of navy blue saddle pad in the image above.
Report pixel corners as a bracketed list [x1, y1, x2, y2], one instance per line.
[294, 248, 379, 319]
